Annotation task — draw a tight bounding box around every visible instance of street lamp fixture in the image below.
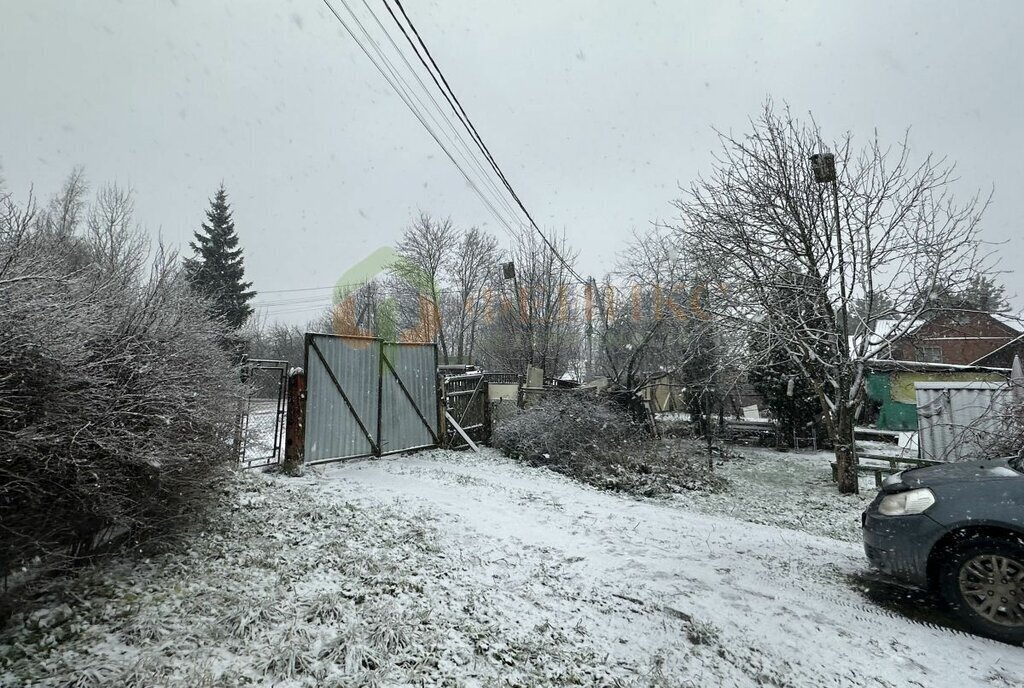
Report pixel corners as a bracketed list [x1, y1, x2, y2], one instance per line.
[809, 152, 837, 184]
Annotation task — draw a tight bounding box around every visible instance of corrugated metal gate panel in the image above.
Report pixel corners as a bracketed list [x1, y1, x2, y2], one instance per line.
[303, 334, 440, 464]
[380, 342, 439, 455]
[304, 334, 381, 463]
[915, 382, 1010, 462]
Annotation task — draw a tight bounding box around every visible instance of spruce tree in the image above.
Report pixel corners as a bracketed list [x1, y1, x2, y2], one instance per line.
[185, 185, 255, 330]
[915, 275, 1009, 314]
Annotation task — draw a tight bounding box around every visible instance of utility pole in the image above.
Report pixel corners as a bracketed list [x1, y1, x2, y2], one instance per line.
[810, 151, 858, 494]
[585, 277, 594, 381]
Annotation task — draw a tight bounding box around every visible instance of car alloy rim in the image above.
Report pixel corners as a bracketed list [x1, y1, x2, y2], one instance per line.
[958, 554, 1024, 627]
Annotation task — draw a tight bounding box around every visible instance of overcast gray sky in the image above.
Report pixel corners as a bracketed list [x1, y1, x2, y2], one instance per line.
[2, 0, 1022, 324]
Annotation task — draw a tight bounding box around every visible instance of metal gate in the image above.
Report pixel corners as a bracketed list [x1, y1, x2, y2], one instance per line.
[303, 333, 440, 464]
[442, 371, 490, 448]
[236, 358, 289, 469]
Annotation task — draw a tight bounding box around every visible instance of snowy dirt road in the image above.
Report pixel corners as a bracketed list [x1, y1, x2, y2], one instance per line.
[323, 450, 1024, 687]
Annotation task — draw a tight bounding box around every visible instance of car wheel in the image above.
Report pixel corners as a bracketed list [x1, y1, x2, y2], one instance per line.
[937, 534, 1024, 645]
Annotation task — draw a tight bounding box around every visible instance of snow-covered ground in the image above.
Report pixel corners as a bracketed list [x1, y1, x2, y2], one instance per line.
[671, 447, 874, 542]
[3, 448, 1023, 686]
[322, 450, 1024, 686]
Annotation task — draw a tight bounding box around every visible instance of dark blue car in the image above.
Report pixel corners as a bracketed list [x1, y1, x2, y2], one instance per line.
[862, 455, 1024, 644]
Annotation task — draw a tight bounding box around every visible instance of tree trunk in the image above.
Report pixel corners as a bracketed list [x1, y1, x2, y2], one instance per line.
[704, 393, 714, 470]
[833, 407, 858, 494]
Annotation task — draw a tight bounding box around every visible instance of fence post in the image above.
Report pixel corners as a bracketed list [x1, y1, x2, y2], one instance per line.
[283, 367, 306, 476]
[437, 371, 448, 448]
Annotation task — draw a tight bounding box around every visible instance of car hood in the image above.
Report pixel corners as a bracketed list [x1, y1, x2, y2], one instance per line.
[894, 457, 1023, 490]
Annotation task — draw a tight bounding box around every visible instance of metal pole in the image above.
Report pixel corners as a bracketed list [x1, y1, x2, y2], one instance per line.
[282, 367, 306, 476]
[586, 277, 594, 381]
[832, 176, 850, 355]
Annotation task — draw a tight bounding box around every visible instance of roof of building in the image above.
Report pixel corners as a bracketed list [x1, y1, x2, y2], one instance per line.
[865, 357, 1010, 374]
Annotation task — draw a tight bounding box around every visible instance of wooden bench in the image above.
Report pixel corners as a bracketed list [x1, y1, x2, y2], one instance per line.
[830, 454, 942, 487]
[722, 420, 778, 444]
[854, 428, 901, 445]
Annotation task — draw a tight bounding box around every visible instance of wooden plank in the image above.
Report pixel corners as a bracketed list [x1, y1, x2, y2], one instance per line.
[859, 453, 940, 466]
[445, 410, 479, 452]
[830, 461, 897, 486]
[446, 389, 482, 398]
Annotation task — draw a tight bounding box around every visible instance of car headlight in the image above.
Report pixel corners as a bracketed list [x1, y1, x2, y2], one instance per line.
[878, 488, 935, 516]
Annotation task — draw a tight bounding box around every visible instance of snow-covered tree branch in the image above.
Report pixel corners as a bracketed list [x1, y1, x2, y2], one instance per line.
[670, 101, 993, 493]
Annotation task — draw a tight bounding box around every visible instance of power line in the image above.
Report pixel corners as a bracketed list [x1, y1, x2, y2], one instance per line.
[254, 282, 468, 308]
[255, 304, 335, 317]
[385, 0, 588, 286]
[386, 0, 516, 211]
[317, 0, 586, 289]
[254, 281, 379, 305]
[258, 284, 341, 295]
[318, 0, 524, 241]
[335, 0, 523, 238]
[357, 0, 523, 226]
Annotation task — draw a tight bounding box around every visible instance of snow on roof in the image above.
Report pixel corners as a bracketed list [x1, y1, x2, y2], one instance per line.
[992, 312, 1024, 332]
[865, 358, 1011, 373]
[851, 318, 923, 359]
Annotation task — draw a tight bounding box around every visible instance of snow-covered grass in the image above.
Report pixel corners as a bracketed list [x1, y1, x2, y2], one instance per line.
[3, 445, 1023, 687]
[0, 471, 641, 687]
[674, 447, 875, 542]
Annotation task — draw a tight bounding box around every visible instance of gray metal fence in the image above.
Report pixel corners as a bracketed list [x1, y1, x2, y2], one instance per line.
[915, 381, 1011, 462]
[303, 333, 439, 464]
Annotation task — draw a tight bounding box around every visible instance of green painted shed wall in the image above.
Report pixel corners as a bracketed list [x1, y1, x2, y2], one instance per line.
[865, 373, 918, 431]
[864, 370, 1005, 432]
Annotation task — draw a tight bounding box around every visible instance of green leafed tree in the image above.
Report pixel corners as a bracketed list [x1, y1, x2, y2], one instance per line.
[185, 185, 255, 330]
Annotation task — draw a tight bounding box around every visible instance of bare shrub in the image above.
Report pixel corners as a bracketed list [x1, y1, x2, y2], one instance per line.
[491, 391, 725, 496]
[980, 397, 1024, 458]
[0, 173, 241, 609]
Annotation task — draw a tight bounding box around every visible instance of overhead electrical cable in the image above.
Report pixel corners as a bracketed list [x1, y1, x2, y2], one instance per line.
[336, 0, 523, 236]
[385, 0, 588, 286]
[356, 0, 523, 225]
[318, 0, 524, 241]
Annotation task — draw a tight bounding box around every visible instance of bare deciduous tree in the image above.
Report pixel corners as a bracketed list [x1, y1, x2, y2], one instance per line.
[672, 101, 992, 493]
[596, 227, 714, 390]
[392, 213, 459, 361]
[447, 227, 500, 363]
[478, 228, 582, 378]
[38, 166, 88, 240]
[87, 183, 147, 281]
